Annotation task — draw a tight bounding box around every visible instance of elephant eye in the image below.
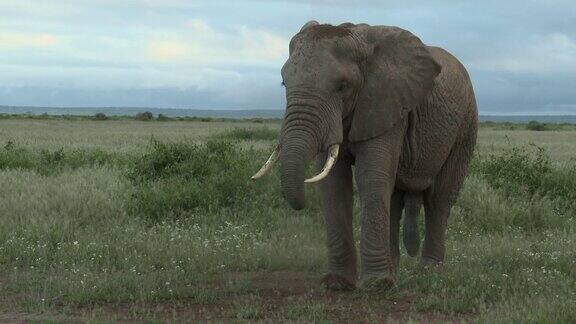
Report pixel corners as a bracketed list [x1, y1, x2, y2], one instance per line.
[337, 80, 348, 93]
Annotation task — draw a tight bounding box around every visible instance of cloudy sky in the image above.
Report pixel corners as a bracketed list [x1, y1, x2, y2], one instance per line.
[0, 0, 575, 114]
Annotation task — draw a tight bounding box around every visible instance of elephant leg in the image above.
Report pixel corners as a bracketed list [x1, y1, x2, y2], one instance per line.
[421, 124, 476, 266]
[420, 193, 450, 266]
[318, 151, 356, 290]
[353, 131, 405, 291]
[390, 190, 404, 268]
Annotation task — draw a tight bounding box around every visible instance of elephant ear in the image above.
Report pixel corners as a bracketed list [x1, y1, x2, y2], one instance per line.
[349, 26, 441, 142]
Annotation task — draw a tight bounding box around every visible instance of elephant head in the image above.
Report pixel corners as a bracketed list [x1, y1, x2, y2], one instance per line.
[253, 21, 441, 210]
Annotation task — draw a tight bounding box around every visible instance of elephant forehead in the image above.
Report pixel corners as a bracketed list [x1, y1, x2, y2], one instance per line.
[290, 36, 334, 55]
[284, 42, 337, 76]
[282, 53, 338, 85]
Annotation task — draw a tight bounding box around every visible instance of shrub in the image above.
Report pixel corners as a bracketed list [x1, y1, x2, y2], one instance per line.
[127, 139, 281, 221]
[157, 113, 170, 121]
[94, 112, 108, 120]
[526, 121, 548, 131]
[135, 111, 154, 121]
[472, 145, 576, 210]
[0, 142, 38, 171]
[471, 145, 551, 196]
[215, 127, 278, 141]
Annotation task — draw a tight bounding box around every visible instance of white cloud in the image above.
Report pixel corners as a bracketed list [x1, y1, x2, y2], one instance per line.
[146, 40, 190, 61]
[470, 33, 576, 74]
[0, 31, 60, 49]
[0, 0, 81, 17]
[144, 19, 289, 66]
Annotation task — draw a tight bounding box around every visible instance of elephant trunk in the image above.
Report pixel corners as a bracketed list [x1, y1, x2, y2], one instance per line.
[279, 102, 323, 210]
[276, 92, 342, 210]
[279, 128, 316, 210]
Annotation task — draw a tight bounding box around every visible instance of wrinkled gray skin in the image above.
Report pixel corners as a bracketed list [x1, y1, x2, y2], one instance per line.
[277, 21, 477, 291]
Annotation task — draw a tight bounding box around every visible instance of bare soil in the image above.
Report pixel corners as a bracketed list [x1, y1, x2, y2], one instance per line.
[1, 271, 475, 323]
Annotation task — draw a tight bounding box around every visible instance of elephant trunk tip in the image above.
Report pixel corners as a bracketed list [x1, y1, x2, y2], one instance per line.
[288, 198, 306, 210]
[282, 176, 307, 210]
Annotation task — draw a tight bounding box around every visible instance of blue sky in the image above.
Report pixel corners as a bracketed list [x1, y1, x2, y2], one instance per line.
[0, 0, 575, 114]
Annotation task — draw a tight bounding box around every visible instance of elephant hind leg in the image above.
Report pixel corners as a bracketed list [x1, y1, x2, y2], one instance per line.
[421, 122, 476, 266]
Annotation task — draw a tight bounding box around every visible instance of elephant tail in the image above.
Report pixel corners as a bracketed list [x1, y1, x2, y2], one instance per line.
[403, 192, 422, 257]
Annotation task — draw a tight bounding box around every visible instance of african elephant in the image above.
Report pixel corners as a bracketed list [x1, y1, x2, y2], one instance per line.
[253, 21, 478, 291]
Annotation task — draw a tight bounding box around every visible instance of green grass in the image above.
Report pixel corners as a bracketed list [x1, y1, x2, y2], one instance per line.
[213, 127, 279, 141]
[0, 118, 575, 321]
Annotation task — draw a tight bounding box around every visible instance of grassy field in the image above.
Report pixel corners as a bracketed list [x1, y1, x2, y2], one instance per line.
[0, 118, 575, 322]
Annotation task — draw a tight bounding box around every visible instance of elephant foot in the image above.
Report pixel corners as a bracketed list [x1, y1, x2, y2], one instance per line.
[419, 256, 443, 269]
[359, 273, 395, 292]
[321, 273, 356, 291]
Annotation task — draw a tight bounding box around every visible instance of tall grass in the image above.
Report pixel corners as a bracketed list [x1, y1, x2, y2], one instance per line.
[0, 141, 124, 175]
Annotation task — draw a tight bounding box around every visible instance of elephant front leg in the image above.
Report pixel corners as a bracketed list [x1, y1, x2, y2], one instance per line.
[390, 190, 404, 268]
[318, 152, 356, 290]
[353, 136, 404, 291]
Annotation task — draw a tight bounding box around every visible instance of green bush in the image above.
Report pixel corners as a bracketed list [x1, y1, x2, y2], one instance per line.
[157, 113, 170, 121]
[94, 112, 108, 120]
[135, 111, 153, 121]
[127, 139, 280, 221]
[471, 145, 551, 196]
[0, 142, 38, 170]
[215, 127, 278, 141]
[526, 121, 548, 131]
[472, 145, 576, 211]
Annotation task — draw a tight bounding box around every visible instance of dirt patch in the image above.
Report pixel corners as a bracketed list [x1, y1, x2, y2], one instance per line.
[237, 271, 464, 323]
[1, 271, 474, 322]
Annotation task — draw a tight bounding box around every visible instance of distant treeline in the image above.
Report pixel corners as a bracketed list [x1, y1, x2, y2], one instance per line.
[0, 105, 575, 124]
[0, 111, 281, 124]
[479, 115, 576, 124]
[0, 106, 284, 119]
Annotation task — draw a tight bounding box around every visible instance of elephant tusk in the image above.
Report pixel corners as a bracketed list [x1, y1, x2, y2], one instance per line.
[304, 144, 339, 184]
[251, 144, 280, 180]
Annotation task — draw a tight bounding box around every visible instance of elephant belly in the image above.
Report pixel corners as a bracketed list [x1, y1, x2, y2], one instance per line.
[394, 123, 458, 193]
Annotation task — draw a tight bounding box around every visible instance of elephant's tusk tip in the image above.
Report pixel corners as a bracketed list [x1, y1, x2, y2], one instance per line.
[304, 177, 324, 184]
[304, 144, 339, 184]
[251, 145, 280, 180]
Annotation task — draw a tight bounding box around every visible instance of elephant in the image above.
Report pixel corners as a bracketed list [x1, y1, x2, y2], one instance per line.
[252, 21, 478, 291]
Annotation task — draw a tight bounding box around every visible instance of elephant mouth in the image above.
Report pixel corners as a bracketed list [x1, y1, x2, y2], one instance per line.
[251, 144, 340, 183]
[252, 144, 340, 183]
[252, 143, 340, 210]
